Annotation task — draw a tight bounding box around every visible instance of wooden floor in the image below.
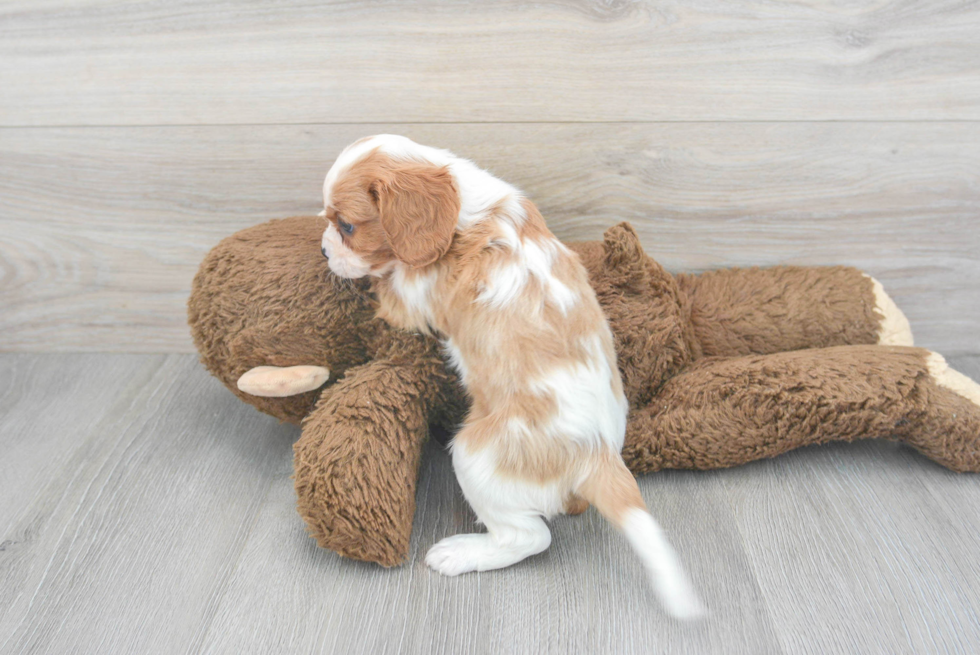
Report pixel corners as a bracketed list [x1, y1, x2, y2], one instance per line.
[1, 353, 978, 655]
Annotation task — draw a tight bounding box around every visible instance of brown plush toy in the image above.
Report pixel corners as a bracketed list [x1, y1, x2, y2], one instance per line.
[188, 215, 980, 567]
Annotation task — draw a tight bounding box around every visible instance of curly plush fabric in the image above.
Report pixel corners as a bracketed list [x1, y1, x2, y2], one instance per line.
[294, 333, 450, 565]
[622, 346, 980, 474]
[188, 217, 377, 423]
[676, 266, 880, 357]
[189, 218, 464, 564]
[188, 216, 980, 567]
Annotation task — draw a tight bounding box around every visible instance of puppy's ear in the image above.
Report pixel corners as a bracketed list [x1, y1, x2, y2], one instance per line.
[372, 163, 460, 267]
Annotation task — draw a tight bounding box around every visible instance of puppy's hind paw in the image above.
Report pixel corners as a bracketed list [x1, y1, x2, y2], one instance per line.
[425, 534, 489, 576]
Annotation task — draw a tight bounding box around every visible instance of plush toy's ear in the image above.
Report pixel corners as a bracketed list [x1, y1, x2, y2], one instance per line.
[237, 365, 330, 397]
[603, 222, 647, 274]
[372, 163, 460, 268]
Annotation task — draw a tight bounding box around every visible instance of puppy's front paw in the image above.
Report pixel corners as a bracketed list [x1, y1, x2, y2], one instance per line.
[425, 534, 489, 576]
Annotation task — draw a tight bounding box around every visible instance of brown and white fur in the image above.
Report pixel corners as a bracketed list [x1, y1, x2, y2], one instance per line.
[320, 135, 704, 619]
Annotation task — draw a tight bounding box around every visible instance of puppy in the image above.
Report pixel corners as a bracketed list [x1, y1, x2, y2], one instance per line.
[320, 135, 704, 619]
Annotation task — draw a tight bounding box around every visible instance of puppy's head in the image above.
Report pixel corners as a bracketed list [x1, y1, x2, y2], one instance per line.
[320, 135, 461, 279]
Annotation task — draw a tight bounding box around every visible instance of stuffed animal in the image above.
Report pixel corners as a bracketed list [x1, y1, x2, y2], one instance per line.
[188, 215, 980, 567]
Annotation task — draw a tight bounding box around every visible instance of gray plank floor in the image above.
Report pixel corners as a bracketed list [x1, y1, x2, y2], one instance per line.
[1, 354, 979, 654]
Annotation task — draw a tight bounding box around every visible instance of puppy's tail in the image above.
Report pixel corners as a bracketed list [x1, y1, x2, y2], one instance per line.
[578, 456, 705, 620]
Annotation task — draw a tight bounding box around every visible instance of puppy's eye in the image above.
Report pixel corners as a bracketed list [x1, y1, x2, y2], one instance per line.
[337, 218, 355, 235]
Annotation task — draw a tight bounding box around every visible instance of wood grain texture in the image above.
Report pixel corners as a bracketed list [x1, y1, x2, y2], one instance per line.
[725, 447, 980, 654]
[2, 0, 980, 125]
[2, 122, 978, 353]
[724, 356, 980, 655]
[0, 354, 162, 528]
[198, 441, 782, 655]
[2, 354, 979, 654]
[0, 354, 294, 654]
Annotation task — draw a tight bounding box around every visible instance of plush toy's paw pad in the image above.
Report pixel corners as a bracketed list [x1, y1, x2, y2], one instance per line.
[866, 275, 914, 346]
[425, 534, 490, 576]
[927, 352, 980, 407]
[237, 365, 330, 397]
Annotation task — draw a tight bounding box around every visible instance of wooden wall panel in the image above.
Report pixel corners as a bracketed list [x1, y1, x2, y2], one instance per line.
[2, 123, 978, 353]
[1, 1, 979, 125]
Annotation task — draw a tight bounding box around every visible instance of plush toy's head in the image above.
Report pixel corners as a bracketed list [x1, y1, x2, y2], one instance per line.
[188, 215, 700, 424]
[188, 216, 381, 424]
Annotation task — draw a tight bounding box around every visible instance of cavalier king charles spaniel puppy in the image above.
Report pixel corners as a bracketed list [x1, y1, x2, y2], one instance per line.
[320, 135, 703, 619]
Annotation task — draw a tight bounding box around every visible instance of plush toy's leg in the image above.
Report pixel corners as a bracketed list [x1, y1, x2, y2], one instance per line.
[675, 266, 913, 357]
[622, 345, 980, 474]
[293, 360, 435, 567]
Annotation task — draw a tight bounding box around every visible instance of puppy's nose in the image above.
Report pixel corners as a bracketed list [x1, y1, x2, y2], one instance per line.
[321, 246, 328, 258]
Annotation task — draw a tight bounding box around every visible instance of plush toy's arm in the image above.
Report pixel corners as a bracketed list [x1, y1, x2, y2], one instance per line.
[292, 329, 463, 566]
[675, 267, 913, 358]
[622, 345, 980, 474]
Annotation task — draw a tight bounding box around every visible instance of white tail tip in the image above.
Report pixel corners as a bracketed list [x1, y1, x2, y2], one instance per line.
[621, 507, 706, 620]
